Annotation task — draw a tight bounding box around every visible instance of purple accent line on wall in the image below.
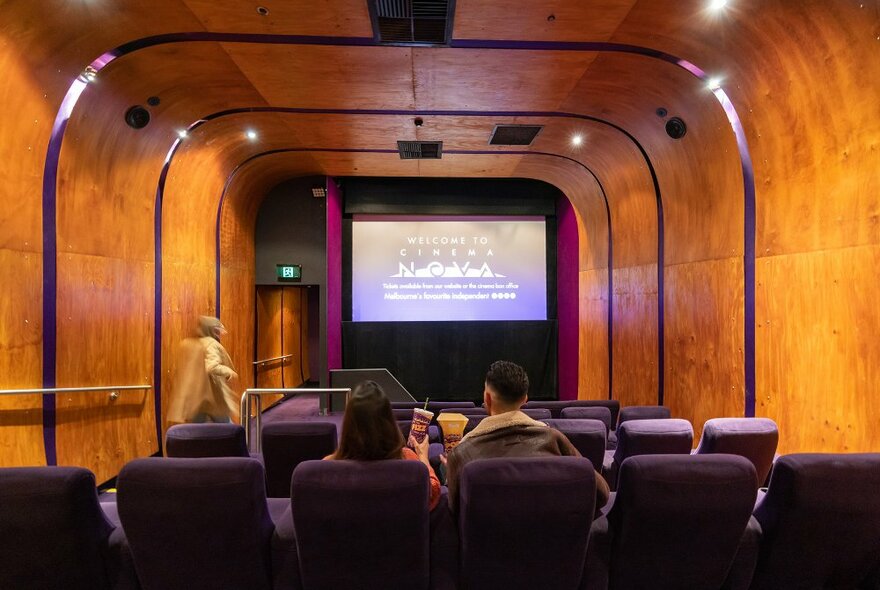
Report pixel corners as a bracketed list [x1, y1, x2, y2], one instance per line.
[556, 195, 578, 401]
[326, 178, 344, 373]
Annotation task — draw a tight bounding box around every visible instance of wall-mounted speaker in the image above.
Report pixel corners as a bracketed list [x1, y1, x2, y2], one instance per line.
[124, 106, 150, 129]
[665, 117, 687, 139]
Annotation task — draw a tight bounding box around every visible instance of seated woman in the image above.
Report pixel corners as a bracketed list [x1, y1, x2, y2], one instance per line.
[325, 380, 441, 510]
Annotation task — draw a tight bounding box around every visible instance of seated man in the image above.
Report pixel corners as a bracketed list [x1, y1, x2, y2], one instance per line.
[445, 360, 610, 514]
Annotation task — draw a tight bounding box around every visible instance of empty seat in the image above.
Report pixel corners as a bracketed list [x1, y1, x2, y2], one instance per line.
[0, 467, 117, 590]
[459, 457, 596, 590]
[750, 453, 880, 589]
[543, 418, 607, 472]
[291, 460, 430, 590]
[164, 423, 248, 458]
[390, 401, 422, 410]
[261, 421, 337, 498]
[560, 406, 613, 432]
[519, 408, 552, 420]
[616, 404, 671, 427]
[118, 457, 274, 590]
[523, 399, 620, 422]
[427, 401, 476, 416]
[694, 417, 779, 486]
[392, 408, 416, 420]
[439, 407, 487, 416]
[604, 419, 694, 489]
[587, 454, 757, 590]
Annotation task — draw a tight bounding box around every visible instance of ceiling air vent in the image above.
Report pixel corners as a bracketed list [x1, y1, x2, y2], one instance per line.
[397, 140, 443, 159]
[370, 0, 455, 46]
[489, 125, 544, 146]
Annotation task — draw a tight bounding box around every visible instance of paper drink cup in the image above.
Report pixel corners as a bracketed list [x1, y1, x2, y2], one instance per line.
[437, 412, 469, 454]
[410, 408, 434, 443]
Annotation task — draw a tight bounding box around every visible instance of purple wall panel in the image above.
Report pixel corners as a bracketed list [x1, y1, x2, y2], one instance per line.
[326, 177, 343, 372]
[556, 195, 579, 400]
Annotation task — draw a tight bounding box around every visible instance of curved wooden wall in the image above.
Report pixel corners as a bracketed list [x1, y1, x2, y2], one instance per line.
[1, 0, 878, 478]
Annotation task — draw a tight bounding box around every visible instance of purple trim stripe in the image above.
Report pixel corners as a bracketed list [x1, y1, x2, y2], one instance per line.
[326, 178, 343, 372]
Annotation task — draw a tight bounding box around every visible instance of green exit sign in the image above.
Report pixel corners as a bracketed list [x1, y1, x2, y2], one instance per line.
[276, 264, 302, 282]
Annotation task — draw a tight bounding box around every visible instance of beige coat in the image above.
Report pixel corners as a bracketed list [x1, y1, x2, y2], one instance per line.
[200, 335, 240, 420]
[166, 337, 216, 424]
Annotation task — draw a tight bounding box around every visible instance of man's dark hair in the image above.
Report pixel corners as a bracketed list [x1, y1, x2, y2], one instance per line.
[485, 361, 529, 403]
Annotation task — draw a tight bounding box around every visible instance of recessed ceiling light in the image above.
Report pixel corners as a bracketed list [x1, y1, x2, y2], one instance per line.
[571, 134, 583, 146]
[177, 130, 188, 139]
[80, 66, 98, 83]
[707, 77, 723, 90]
[246, 130, 258, 140]
[709, 0, 728, 11]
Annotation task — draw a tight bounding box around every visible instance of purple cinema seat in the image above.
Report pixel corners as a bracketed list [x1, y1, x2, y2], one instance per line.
[291, 460, 430, 590]
[587, 454, 757, 590]
[117, 457, 274, 590]
[0, 467, 118, 590]
[523, 399, 621, 422]
[261, 421, 337, 498]
[543, 418, 607, 472]
[458, 457, 596, 590]
[750, 453, 880, 589]
[427, 401, 476, 418]
[518, 408, 552, 420]
[604, 418, 693, 490]
[616, 404, 672, 428]
[390, 401, 422, 410]
[439, 407, 487, 416]
[560, 406, 613, 432]
[694, 418, 779, 487]
[392, 408, 416, 421]
[398, 419, 412, 439]
[164, 422, 249, 458]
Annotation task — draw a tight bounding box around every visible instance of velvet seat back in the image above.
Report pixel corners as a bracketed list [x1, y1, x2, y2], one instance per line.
[291, 459, 430, 590]
[608, 454, 757, 589]
[543, 418, 607, 472]
[751, 453, 880, 589]
[607, 419, 694, 489]
[560, 406, 613, 432]
[458, 457, 596, 590]
[617, 405, 671, 428]
[118, 457, 274, 590]
[261, 421, 337, 497]
[695, 417, 779, 486]
[0, 467, 114, 590]
[523, 399, 620, 422]
[518, 408, 552, 420]
[165, 423, 249, 458]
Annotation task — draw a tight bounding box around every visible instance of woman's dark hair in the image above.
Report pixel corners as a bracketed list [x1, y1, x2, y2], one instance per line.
[334, 380, 405, 461]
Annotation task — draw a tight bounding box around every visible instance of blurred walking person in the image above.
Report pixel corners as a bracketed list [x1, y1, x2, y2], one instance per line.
[167, 316, 240, 425]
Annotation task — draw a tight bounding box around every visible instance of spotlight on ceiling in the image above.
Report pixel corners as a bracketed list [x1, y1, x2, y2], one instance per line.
[246, 129, 258, 140]
[707, 77, 723, 90]
[708, 0, 728, 11]
[80, 66, 98, 83]
[311, 186, 327, 198]
[571, 134, 583, 147]
[177, 130, 188, 139]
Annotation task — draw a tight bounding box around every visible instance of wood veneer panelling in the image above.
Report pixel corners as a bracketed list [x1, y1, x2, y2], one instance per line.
[54, 255, 155, 483]
[0, 250, 45, 466]
[578, 269, 610, 400]
[281, 287, 307, 389]
[757, 245, 880, 454]
[664, 257, 745, 442]
[611, 264, 659, 408]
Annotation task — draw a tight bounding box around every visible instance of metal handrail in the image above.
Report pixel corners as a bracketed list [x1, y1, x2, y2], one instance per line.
[252, 354, 293, 366]
[0, 385, 151, 400]
[240, 388, 351, 452]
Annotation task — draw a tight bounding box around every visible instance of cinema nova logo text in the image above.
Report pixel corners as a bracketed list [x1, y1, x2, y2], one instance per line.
[392, 261, 505, 278]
